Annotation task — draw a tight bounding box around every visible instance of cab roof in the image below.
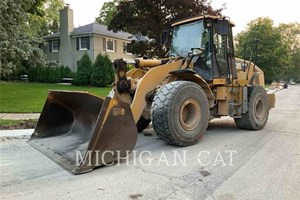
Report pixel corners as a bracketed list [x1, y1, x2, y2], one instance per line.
[171, 15, 235, 27]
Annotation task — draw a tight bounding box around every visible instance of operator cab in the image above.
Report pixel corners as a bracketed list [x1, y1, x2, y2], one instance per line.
[170, 16, 237, 82]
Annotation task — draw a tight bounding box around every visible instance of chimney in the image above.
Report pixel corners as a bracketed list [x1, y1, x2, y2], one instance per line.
[60, 4, 74, 35]
[59, 5, 75, 70]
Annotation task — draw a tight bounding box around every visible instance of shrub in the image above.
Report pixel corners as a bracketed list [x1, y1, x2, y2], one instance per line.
[59, 65, 74, 78]
[72, 52, 93, 86]
[127, 64, 135, 71]
[48, 67, 61, 83]
[90, 54, 114, 87]
[27, 63, 72, 83]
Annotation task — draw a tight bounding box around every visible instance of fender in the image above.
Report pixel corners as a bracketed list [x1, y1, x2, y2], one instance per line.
[249, 72, 261, 85]
[169, 69, 215, 108]
[130, 60, 183, 123]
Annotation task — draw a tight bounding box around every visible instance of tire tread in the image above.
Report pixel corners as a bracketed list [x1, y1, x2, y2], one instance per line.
[152, 81, 209, 146]
[235, 85, 269, 130]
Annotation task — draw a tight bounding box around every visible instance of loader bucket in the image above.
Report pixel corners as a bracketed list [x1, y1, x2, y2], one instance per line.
[28, 90, 137, 174]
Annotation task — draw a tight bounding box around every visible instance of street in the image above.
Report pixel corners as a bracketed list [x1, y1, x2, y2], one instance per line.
[0, 85, 299, 200]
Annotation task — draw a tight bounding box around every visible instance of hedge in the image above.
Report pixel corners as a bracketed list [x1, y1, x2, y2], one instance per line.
[27, 64, 73, 83]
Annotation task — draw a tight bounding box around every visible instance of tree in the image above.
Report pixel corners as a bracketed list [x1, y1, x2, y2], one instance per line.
[0, 0, 47, 79]
[278, 23, 300, 51]
[73, 53, 93, 85]
[290, 49, 300, 82]
[91, 54, 114, 87]
[28, 0, 64, 37]
[235, 17, 291, 82]
[278, 23, 300, 82]
[96, 0, 119, 26]
[107, 0, 222, 57]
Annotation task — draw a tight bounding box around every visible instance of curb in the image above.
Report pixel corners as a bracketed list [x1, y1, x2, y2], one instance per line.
[266, 87, 284, 94]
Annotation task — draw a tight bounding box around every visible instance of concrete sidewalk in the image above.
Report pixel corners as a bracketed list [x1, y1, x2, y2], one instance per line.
[0, 113, 40, 120]
[0, 129, 34, 136]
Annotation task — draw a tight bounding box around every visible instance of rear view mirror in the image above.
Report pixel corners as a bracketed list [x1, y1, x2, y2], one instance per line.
[160, 30, 171, 45]
[218, 20, 230, 35]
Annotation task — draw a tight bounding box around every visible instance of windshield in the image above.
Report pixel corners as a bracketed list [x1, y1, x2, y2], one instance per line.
[171, 20, 208, 57]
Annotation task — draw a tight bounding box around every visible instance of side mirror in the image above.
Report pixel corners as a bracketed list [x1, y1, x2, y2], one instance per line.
[160, 30, 171, 45]
[218, 20, 230, 35]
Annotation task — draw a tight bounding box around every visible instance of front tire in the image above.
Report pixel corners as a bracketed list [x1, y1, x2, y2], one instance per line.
[151, 81, 209, 146]
[235, 85, 269, 130]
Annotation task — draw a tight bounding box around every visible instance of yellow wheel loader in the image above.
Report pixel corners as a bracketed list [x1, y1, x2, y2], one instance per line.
[28, 15, 275, 174]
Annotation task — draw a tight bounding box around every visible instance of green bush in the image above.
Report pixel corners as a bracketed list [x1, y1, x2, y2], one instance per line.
[72, 52, 93, 86]
[27, 64, 73, 83]
[48, 67, 61, 83]
[127, 64, 135, 71]
[27, 67, 36, 82]
[59, 65, 74, 78]
[90, 54, 114, 87]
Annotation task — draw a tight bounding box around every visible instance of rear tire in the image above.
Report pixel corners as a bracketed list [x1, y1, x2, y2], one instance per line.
[151, 81, 209, 146]
[235, 85, 269, 130]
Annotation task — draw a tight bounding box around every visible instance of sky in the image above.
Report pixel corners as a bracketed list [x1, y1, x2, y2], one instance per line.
[64, 0, 299, 35]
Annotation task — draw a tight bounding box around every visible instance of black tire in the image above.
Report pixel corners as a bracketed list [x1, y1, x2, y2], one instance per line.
[151, 81, 209, 146]
[137, 116, 151, 132]
[234, 85, 269, 130]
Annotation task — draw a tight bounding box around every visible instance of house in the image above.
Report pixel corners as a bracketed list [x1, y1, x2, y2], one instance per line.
[42, 5, 135, 71]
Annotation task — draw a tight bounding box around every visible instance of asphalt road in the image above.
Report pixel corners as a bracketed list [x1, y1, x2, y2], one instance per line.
[1, 86, 299, 200]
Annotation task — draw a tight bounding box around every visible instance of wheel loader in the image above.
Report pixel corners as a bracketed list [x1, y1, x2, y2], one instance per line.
[28, 15, 275, 174]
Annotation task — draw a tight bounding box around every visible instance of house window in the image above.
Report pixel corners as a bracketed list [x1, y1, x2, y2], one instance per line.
[80, 37, 89, 50]
[123, 42, 132, 55]
[51, 40, 59, 52]
[123, 42, 128, 53]
[77, 37, 90, 50]
[106, 38, 115, 52]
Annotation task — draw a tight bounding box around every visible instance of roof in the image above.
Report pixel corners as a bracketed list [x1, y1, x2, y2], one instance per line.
[171, 15, 235, 27]
[43, 23, 132, 40]
[44, 32, 60, 39]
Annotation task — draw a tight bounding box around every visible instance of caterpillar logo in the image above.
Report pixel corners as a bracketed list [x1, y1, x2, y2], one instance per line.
[112, 107, 125, 116]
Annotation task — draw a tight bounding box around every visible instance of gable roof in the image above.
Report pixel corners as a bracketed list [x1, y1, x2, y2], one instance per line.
[44, 23, 132, 41]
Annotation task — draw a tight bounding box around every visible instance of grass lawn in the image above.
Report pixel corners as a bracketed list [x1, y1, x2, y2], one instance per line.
[265, 84, 271, 89]
[0, 119, 24, 126]
[0, 81, 111, 113]
[0, 119, 38, 130]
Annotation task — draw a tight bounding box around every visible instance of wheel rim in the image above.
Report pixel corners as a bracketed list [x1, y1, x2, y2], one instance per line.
[254, 97, 265, 120]
[179, 98, 201, 131]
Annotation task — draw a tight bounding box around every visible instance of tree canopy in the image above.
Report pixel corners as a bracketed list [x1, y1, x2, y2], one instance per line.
[235, 17, 296, 82]
[96, 0, 119, 26]
[106, 0, 222, 57]
[28, 0, 64, 37]
[0, 0, 64, 79]
[278, 22, 300, 81]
